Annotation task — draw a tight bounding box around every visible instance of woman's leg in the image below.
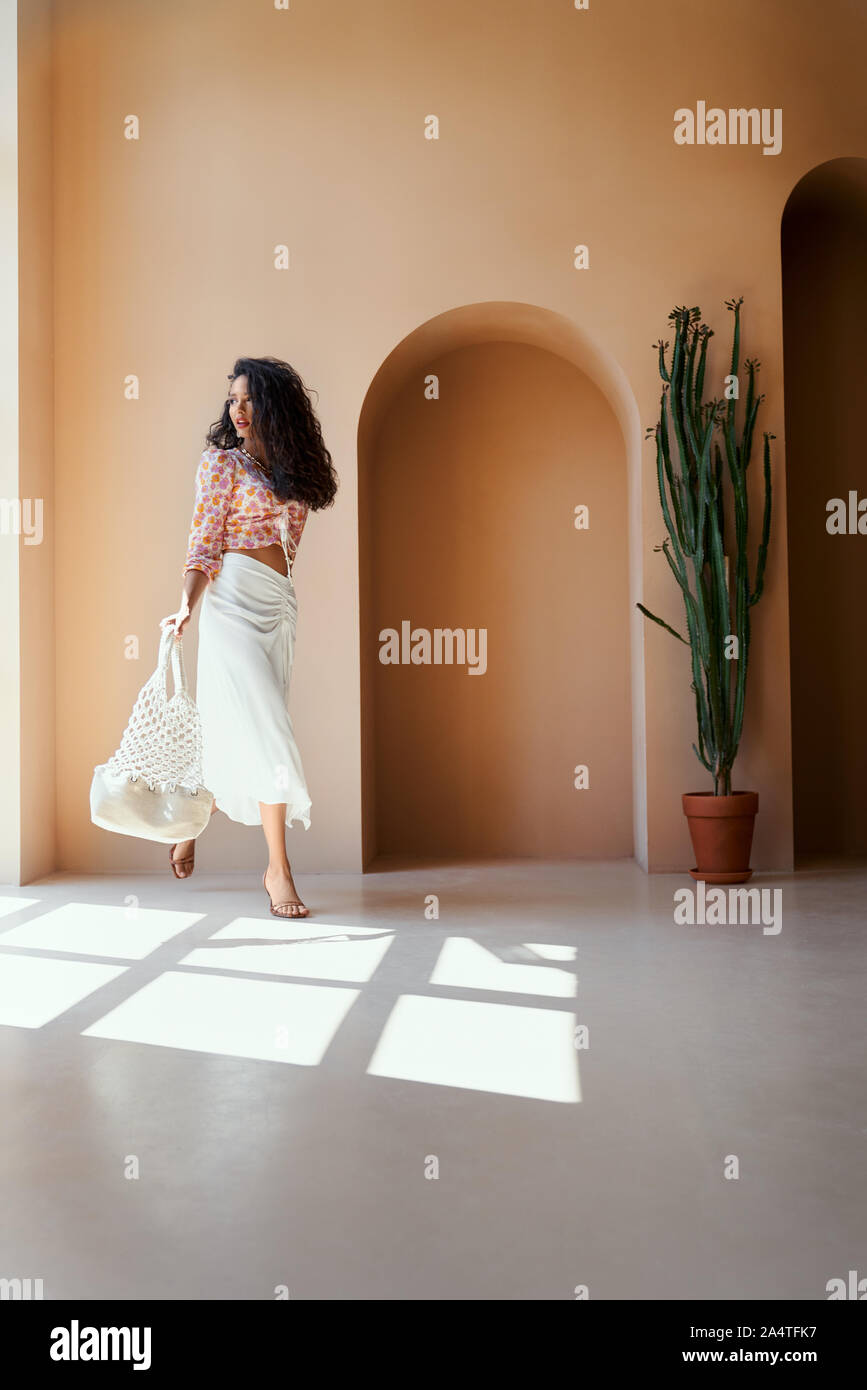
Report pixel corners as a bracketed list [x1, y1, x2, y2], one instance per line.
[170, 802, 218, 877]
[261, 802, 309, 918]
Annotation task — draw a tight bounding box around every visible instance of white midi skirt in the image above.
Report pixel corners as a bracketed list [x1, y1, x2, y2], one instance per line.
[195, 552, 312, 830]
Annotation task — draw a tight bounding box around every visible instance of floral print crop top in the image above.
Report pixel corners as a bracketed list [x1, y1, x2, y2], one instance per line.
[183, 447, 309, 583]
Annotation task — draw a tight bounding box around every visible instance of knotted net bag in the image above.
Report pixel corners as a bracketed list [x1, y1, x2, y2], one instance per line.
[90, 626, 214, 842]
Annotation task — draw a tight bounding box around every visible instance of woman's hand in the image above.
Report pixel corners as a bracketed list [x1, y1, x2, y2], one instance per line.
[162, 572, 207, 639]
[160, 604, 192, 640]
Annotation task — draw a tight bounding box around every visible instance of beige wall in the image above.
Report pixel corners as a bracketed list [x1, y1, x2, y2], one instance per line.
[3, 0, 55, 888]
[8, 0, 867, 880]
[18, 0, 55, 885]
[1, 0, 20, 885]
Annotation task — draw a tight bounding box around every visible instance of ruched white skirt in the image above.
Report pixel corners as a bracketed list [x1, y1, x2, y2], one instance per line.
[195, 552, 312, 829]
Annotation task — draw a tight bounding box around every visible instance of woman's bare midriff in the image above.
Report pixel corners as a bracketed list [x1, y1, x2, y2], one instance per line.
[223, 544, 289, 577]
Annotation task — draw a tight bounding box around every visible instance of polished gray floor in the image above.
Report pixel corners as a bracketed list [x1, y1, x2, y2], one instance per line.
[0, 857, 864, 1300]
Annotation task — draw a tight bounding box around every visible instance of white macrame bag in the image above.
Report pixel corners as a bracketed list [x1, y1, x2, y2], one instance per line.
[90, 625, 215, 843]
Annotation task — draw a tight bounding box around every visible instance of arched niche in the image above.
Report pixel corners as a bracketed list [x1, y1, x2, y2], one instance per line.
[357, 302, 645, 870]
[781, 159, 867, 862]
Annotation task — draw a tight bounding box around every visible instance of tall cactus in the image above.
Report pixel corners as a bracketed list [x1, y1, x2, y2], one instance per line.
[637, 299, 774, 795]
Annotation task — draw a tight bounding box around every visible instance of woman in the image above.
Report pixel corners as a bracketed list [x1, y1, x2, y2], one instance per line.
[161, 356, 337, 918]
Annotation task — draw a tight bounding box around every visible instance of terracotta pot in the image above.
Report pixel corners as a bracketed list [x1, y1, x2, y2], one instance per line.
[682, 790, 759, 884]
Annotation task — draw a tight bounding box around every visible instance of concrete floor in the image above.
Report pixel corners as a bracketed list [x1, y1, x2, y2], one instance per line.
[0, 856, 865, 1300]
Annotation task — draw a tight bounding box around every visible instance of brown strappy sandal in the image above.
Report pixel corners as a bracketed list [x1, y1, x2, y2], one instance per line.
[169, 842, 195, 879]
[262, 869, 309, 918]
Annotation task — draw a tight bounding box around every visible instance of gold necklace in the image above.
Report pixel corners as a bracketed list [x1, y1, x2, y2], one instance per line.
[237, 443, 265, 470]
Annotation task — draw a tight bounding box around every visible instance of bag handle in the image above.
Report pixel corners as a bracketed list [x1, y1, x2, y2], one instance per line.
[157, 624, 188, 696]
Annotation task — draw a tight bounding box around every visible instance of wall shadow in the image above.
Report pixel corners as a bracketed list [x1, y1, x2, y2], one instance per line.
[782, 158, 867, 862]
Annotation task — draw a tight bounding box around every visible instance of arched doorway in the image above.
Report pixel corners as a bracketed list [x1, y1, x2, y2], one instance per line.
[358, 302, 644, 869]
[781, 159, 867, 861]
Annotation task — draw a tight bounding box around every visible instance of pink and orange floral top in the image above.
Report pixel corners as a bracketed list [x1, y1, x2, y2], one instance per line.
[182, 447, 309, 583]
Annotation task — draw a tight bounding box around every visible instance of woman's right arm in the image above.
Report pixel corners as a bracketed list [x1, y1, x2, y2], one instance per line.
[161, 569, 209, 639]
[161, 449, 235, 639]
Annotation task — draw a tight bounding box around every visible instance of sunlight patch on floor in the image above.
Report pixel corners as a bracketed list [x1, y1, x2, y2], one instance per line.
[429, 937, 577, 997]
[81, 970, 360, 1065]
[177, 916, 393, 982]
[0, 896, 40, 920]
[0, 902, 203, 959]
[367, 995, 580, 1102]
[0, 955, 128, 1028]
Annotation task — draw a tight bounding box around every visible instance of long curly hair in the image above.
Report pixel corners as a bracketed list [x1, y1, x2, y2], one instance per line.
[205, 356, 338, 511]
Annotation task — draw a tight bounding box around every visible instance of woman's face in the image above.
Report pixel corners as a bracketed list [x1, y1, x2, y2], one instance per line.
[227, 376, 256, 445]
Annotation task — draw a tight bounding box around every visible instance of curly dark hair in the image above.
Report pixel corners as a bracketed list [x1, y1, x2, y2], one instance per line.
[206, 355, 338, 511]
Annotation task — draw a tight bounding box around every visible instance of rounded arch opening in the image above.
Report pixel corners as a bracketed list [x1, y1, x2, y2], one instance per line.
[781, 158, 867, 863]
[357, 301, 646, 870]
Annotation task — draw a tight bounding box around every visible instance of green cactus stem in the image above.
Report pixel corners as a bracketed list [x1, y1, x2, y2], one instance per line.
[639, 300, 774, 795]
